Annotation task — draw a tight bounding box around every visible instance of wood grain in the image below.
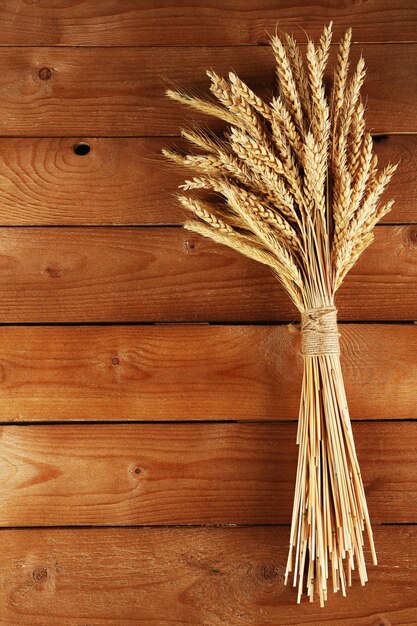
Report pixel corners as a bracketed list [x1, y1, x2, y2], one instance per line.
[0, 0, 416, 45]
[0, 137, 183, 225]
[0, 45, 415, 136]
[0, 422, 414, 526]
[0, 526, 415, 625]
[0, 134, 412, 225]
[0, 324, 415, 422]
[0, 4, 414, 624]
[0, 226, 415, 322]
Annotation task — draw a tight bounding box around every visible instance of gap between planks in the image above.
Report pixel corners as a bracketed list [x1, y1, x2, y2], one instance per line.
[0, 522, 414, 529]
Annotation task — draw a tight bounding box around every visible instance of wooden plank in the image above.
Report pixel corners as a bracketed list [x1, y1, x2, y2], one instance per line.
[0, 422, 414, 526]
[0, 45, 415, 136]
[0, 226, 415, 322]
[0, 138, 183, 225]
[0, 0, 416, 45]
[0, 324, 415, 422]
[0, 134, 412, 225]
[0, 526, 415, 625]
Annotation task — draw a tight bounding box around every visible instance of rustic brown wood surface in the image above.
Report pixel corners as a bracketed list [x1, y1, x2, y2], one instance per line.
[0, 422, 414, 526]
[0, 324, 415, 422]
[0, 526, 415, 626]
[0, 226, 414, 322]
[0, 134, 413, 225]
[0, 0, 416, 45]
[0, 2, 415, 622]
[0, 45, 415, 136]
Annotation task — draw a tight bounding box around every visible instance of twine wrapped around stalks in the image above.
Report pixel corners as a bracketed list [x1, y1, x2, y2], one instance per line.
[163, 23, 397, 605]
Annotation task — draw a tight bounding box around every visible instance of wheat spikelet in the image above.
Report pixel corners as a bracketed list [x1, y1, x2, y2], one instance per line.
[163, 23, 398, 606]
[348, 100, 366, 178]
[181, 172, 302, 251]
[227, 127, 301, 221]
[283, 33, 311, 122]
[271, 34, 305, 133]
[353, 163, 397, 232]
[335, 231, 374, 290]
[267, 102, 303, 199]
[303, 131, 326, 219]
[348, 132, 374, 220]
[181, 128, 221, 153]
[177, 195, 234, 234]
[184, 219, 275, 267]
[316, 21, 333, 76]
[162, 148, 223, 175]
[332, 28, 352, 123]
[215, 178, 301, 250]
[179, 176, 211, 191]
[166, 88, 238, 126]
[338, 57, 367, 150]
[332, 145, 352, 244]
[207, 69, 266, 141]
[179, 127, 289, 208]
[332, 58, 367, 242]
[228, 71, 273, 121]
[271, 95, 303, 157]
[206, 69, 234, 108]
[334, 163, 397, 287]
[305, 42, 330, 226]
[368, 152, 379, 187]
[229, 126, 284, 176]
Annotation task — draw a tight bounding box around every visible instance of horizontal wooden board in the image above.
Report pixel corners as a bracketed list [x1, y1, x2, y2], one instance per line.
[0, 0, 416, 45]
[0, 226, 415, 322]
[0, 134, 412, 225]
[0, 45, 415, 136]
[0, 137, 183, 225]
[0, 422, 414, 526]
[0, 324, 415, 422]
[0, 525, 415, 625]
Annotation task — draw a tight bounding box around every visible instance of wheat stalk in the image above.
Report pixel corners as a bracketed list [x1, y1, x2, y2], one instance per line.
[163, 23, 397, 606]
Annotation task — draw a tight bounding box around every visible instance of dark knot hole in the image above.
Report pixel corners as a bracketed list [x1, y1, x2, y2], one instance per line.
[73, 142, 91, 156]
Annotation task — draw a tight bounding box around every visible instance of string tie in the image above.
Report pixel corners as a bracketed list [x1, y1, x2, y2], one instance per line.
[301, 306, 340, 356]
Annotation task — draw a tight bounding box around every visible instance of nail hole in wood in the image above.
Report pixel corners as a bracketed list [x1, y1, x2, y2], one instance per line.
[73, 142, 91, 156]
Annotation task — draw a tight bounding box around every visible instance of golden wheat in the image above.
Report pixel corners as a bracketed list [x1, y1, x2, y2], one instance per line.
[163, 23, 397, 606]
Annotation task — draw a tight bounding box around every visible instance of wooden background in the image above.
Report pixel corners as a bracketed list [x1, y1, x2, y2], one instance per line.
[0, 2, 416, 625]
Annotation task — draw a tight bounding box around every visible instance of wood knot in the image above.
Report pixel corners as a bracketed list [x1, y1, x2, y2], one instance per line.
[130, 463, 146, 480]
[408, 228, 417, 247]
[32, 566, 48, 582]
[256, 33, 269, 45]
[111, 356, 120, 365]
[44, 265, 61, 278]
[38, 67, 52, 81]
[287, 321, 300, 335]
[260, 562, 278, 581]
[184, 238, 196, 253]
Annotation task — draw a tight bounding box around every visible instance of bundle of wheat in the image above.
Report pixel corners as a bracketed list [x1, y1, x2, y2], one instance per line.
[163, 23, 397, 606]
